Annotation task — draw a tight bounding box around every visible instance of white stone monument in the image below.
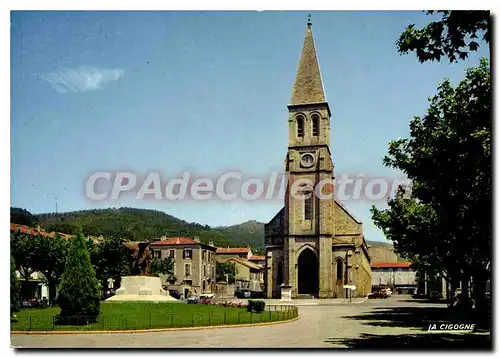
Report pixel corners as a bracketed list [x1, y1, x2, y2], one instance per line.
[280, 283, 293, 303]
[106, 276, 177, 302]
[107, 277, 115, 289]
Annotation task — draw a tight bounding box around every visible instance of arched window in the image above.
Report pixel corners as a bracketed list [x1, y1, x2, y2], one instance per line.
[336, 258, 344, 282]
[277, 261, 283, 285]
[304, 190, 313, 220]
[296, 116, 304, 138]
[312, 114, 319, 136]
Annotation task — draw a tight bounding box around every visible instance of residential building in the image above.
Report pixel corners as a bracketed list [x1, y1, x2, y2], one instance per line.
[150, 237, 217, 298]
[371, 262, 417, 294]
[15, 270, 49, 301]
[248, 255, 266, 285]
[218, 257, 263, 292]
[248, 255, 265, 266]
[215, 248, 265, 292]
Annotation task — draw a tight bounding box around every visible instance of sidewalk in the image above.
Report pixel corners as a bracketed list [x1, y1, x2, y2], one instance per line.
[212, 297, 368, 306]
[262, 297, 368, 306]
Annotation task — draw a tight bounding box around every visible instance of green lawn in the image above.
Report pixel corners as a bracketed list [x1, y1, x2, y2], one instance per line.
[11, 302, 298, 331]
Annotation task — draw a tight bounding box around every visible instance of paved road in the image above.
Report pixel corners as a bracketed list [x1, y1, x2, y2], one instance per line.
[11, 295, 490, 349]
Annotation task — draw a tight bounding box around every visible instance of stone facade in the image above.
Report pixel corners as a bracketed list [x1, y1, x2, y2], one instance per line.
[371, 264, 417, 288]
[217, 256, 264, 292]
[264, 21, 371, 299]
[150, 237, 217, 298]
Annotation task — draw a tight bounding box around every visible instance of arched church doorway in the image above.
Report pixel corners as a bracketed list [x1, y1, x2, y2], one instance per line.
[297, 248, 319, 295]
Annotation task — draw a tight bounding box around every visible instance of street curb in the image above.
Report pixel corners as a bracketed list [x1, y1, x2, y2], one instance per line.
[10, 315, 299, 335]
[269, 297, 369, 306]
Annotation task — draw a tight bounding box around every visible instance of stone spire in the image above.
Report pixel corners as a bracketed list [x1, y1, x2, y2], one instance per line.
[290, 15, 326, 105]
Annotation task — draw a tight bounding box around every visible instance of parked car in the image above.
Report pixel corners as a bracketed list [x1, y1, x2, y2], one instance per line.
[235, 290, 251, 298]
[168, 290, 181, 299]
[368, 290, 387, 299]
[21, 298, 37, 308]
[250, 291, 265, 299]
[187, 296, 200, 304]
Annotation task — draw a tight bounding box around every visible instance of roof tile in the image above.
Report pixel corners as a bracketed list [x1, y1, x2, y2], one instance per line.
[372, 262, 412, 269]
[290, 26, 326, 105]
[150, 237, 199, 246]
[216, 247, 249, 254]
[249, 255, 265, 261]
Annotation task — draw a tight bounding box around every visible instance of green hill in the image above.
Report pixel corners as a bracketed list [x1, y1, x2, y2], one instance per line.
[12, 207, 397, 258]
[212, 220, 265, 250]
[15, 207, 266, 251]
[366, 240, 409, 263]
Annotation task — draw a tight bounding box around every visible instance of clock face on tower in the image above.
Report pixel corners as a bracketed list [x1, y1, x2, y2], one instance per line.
[300, 153, 315, 168]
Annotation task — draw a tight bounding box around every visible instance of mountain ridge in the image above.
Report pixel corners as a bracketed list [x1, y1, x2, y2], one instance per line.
[11, 207, 394, 255]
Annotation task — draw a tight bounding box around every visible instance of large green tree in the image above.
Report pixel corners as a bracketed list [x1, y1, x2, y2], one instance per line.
[10, 230, 37, 293]
[150, 257, 175, 283]
[216, 261, 236, 284]
[397, 10, 490, 63]
[372, 59, 491, 309]
[87, 236, 131, 292]
[57, 231, 101, 322]
[11, 207, 38, 226]
[31, 233, 68, 306]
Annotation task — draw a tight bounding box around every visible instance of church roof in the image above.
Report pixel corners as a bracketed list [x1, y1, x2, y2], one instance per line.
[290, 19, 327, 106]
[335, 199, 362, 224]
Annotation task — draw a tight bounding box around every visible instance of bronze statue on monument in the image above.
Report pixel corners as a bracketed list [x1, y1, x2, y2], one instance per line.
[123, 241, 153, 275]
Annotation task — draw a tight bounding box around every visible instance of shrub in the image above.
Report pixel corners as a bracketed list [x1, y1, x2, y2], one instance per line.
[246, 300, 254, 312]
[56, 231, 101, 324]
[252, 300, 265, 312]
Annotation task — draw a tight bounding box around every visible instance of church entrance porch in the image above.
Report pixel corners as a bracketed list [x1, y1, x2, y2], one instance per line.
[297, 248, 319, 296]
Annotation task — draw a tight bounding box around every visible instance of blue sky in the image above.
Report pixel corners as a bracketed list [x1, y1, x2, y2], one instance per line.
[11, 11, 489, 241]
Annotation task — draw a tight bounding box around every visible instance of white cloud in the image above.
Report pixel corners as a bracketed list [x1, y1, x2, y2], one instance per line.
[41, 66, 124, 94]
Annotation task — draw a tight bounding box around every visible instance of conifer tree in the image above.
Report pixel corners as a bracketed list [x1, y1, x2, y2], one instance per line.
[57, 231, 101, 322]
[10, 255, 20, 318]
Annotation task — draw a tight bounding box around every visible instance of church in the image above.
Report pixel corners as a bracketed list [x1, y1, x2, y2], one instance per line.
[264, 19, 372, 299]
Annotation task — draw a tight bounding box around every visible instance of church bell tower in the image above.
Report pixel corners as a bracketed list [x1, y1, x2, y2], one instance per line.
[283, 16, 335, 298]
